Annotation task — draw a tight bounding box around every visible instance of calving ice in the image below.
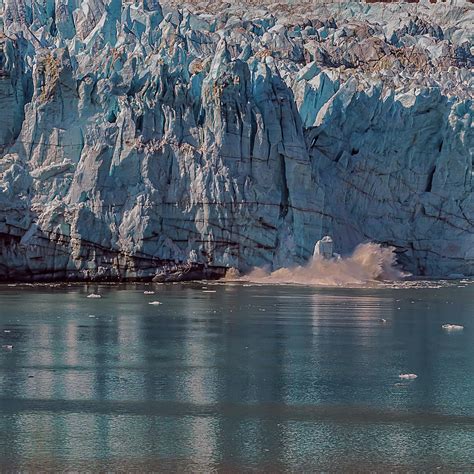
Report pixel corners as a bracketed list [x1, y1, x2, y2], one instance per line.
[313, 236, 340, 261]
[0, 0, 472, 282]
[244, 236, 407, 286]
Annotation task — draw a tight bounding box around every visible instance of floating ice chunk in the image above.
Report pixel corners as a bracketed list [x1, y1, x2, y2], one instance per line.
[144, 291, 155, 295]
[399, 373, 417, 380]
[2, 345, 13, 351]
[89, 315, 96, 318]
[148, 301, 162, 305]
[4, 330, 11, 333]
[87, 294, 101, 298]
[202, 290, 216, 293]
[380, 318, 387, 323]
[442, 324, 464, 331]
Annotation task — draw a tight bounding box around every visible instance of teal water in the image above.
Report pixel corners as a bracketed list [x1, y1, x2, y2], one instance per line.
[0, 281, 473, 471]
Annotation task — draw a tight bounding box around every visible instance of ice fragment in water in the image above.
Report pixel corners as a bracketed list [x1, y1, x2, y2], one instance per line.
[399, 373, 417, 380]
[442, 324, 464, 331]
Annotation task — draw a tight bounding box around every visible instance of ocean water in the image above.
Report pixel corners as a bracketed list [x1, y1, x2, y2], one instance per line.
[0, 281, 473, 471]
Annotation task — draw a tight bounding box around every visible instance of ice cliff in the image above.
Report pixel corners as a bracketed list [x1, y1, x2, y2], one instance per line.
[0, 0, 472, 281]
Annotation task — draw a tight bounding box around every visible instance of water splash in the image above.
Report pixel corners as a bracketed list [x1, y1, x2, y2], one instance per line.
[240, 243, 407, 287]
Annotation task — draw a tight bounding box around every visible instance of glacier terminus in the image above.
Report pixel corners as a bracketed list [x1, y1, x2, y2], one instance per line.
[0, 0, 472, 281]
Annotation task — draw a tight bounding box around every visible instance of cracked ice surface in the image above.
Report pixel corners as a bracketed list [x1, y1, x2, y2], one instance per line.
[0, 0, 472, 281]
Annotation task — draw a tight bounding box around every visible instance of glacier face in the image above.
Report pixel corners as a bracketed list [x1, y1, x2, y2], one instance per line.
[0, 0, 472, 281]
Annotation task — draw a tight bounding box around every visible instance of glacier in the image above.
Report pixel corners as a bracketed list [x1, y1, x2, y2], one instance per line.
[0, 0, 472, 281]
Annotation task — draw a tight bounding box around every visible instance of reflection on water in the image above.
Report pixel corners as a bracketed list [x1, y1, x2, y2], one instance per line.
[0, 282, 473, 470]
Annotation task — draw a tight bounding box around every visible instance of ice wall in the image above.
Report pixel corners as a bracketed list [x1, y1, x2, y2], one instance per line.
[0, 0, 472, 280]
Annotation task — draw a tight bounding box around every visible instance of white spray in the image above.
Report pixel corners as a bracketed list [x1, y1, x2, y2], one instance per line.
[241, 240, 407, 287]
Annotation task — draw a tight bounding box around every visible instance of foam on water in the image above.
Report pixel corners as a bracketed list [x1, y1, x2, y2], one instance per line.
[241, 243, 407, 287]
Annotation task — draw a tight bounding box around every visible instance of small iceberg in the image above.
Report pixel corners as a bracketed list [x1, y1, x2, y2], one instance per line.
[144, 291, 155, 295]
[442, 324, 464, 331]
[2, 344, 13, 351]
[380, 318, 387, 323]
[87, 294, 101, 299]
[399, 373, 417, 380]
[148, 301, 162, 305]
